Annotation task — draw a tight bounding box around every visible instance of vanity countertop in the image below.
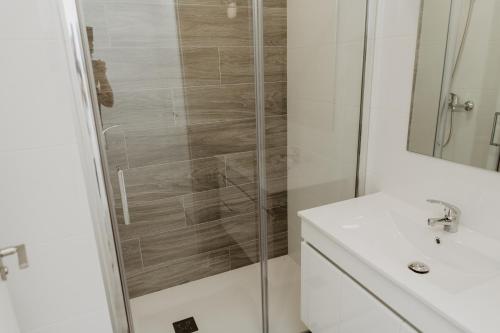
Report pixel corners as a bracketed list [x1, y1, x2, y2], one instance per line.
[299, 192, 500, 333]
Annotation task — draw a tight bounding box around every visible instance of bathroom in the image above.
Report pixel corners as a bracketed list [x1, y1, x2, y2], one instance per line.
[1, 0, 500, 332]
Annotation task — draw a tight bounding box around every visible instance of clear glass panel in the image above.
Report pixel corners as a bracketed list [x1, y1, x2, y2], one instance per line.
[264, 0, 367, 332]
[80, 0, 366, 331]
[81, 0, 264, 331]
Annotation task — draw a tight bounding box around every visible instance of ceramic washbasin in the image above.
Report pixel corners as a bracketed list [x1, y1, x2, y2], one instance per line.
[299, 192, 500, 333]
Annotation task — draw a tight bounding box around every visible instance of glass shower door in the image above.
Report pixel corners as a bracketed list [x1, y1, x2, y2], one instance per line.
[79, 0, 367, 331]
[261, 0, 367, 332]
[81, 0, 267, 331]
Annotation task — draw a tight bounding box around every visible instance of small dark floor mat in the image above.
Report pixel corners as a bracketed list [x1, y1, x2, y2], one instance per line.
[172, 317, 199, 333]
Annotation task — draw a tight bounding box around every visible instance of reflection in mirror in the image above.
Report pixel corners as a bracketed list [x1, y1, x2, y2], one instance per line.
[408, 0, 500, 172]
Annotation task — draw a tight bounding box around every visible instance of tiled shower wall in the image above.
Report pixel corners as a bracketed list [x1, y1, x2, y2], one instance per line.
[82, 0, 287, 298]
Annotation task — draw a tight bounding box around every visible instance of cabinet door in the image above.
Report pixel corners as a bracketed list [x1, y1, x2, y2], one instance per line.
[301, 242, 342, 332]
[301, 242, 415, 333]
[338, 273, 401, 333]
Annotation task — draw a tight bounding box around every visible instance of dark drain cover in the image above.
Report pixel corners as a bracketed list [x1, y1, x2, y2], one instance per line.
[173, 317, 199, 333]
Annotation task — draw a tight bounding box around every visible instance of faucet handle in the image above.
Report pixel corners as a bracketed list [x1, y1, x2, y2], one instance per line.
[426, 199, 461, 218]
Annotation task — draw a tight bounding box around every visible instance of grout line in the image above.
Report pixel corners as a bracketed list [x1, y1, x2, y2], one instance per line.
[123, 113, 287, 171]
[217, 47, 223, 87]
[121, 157, 287, 214]
[99, 1, 289, 9]
[140, 244, 241, 273]
[125, 114, 258, 128]
[104, 81, 287, 94]
[142, 210, 257, 242]
[125, 154, 235, 172]
[180, 194, 186, 209]
[129, 224, 289, 276]
[138, 238, 145, 271]
[224, 154, 229, 187]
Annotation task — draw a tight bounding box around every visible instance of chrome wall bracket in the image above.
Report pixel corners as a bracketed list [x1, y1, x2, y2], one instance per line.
[0, 244, 29, 281]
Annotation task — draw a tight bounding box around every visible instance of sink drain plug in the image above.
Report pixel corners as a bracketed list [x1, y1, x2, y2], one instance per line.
[408, 261, 430, 274]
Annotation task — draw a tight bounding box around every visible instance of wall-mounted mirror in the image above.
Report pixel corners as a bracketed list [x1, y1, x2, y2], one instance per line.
[408, 0, 500, 172]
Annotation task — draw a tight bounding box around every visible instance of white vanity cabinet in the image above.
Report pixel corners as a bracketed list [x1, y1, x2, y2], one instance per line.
[301, 242, 418, 333]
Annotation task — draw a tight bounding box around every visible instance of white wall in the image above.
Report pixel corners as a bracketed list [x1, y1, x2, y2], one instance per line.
[365, 0, 500, 241]
[0, 1, 113, 332]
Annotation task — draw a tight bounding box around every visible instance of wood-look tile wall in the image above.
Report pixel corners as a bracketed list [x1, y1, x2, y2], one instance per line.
[83, 0, 287, 298]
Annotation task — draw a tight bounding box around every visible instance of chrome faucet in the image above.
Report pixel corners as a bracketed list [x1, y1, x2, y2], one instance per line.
[426, 199, 460, 233]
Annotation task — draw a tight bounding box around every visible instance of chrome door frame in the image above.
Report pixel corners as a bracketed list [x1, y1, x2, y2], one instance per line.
[251, 0, 269, 332]
[356, 0, 374, 197]
[58, 0, 133, 331]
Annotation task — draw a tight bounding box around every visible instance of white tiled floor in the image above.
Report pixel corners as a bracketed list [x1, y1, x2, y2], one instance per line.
[130, 255, 307, 333]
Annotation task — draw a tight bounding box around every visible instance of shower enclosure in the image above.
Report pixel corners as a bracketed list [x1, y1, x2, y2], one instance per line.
[77, 0, 368, 331]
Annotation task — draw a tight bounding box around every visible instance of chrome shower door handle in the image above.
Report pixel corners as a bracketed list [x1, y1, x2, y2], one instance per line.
[0, 244, 29, 281]
[118, 169, 131, 225]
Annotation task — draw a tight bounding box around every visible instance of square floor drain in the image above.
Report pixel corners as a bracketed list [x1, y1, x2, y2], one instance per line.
[172, 317, 199, 333]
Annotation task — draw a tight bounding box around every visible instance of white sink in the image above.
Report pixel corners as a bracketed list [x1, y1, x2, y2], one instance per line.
[299, 192, 500, 333]
[391, 211, 500, 292]
[334, 203, 500, 293]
